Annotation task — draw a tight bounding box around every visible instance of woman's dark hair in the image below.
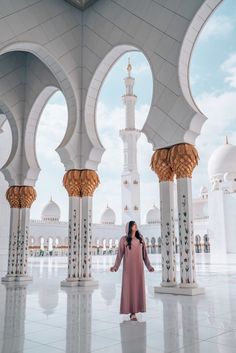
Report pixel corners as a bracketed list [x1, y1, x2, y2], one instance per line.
[126, 220, 143, 249]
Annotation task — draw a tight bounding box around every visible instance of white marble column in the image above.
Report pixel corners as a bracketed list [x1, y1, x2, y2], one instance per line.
[151, 148, 176, 291]
[170, 143, 204, 295]
[5, 208, 20, 279]
[79, 170, 99, 286]
[160, 181, 176, 286]
[176, 177, 196, 287]
[61, 170, 81, 286]
[2, 186, 36, 282]
[17, 208, 31, 279]
[62, 169, 99, 287]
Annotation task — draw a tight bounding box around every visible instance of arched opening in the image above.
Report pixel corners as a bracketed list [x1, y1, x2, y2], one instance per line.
[39, 237, 45, 256]
[48, 237, 53, 256]
[0, 116, 12, 270]
[91, 49, 155, 234]
[195, 235, 202, 253]
[188, 0, 236, 259]
[151, 237, 156, 254]
[0, 47, 77, 265]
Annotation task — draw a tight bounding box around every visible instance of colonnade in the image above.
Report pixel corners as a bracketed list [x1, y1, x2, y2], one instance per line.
[151, 143, 204, 295]
[2, 144, 204, 294]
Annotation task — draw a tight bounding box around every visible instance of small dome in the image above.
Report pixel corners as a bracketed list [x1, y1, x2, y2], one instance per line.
[208, 141, 236, 180]
[146, 205, 160, 224]
[41, 197, 61, 222]
[101, 205, 116, 224]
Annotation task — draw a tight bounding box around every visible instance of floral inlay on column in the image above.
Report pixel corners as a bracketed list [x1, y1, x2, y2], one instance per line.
[169, 143, 199, 287]
[151, 148, 176, 286]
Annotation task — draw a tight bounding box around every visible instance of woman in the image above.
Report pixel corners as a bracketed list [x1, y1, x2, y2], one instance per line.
[110, 220, 155, 321]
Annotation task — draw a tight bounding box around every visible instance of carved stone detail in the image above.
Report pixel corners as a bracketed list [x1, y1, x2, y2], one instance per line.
[63, 169, 99, 197]
[150, 148, 174, 182]
[80, 170, 99, 197]
[20, 187, 37, 208]
[6, 187, 21, 208]
[6, 186, 36, 208]
[169, 143, 199, 179]
[63, 170, 82, 197]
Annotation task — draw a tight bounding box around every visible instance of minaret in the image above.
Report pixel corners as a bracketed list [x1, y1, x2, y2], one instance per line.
[119, 58, 141, 225]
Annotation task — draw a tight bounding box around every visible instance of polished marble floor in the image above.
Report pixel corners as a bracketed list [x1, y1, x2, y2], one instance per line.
[1, 254, 236, 353]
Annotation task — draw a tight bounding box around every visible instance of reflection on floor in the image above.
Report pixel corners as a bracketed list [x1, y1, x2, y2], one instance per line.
[1, 254, 236, 353]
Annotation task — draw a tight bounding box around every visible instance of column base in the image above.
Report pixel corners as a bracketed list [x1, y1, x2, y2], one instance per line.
[154, 285, 205, 296]
[160, 281, 177, 287]
[78, 278, 99, 287]
[61, 279, 80, 287]
[1, 275, 32, 283]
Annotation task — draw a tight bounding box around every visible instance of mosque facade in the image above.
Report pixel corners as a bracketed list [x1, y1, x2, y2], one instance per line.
[1, 60, 235, 264]
[6, 63, 211, 257]
[0, 0, 230, 297]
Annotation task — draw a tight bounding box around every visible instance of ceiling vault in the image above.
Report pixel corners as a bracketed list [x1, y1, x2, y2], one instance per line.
[65, 0, 99, 11]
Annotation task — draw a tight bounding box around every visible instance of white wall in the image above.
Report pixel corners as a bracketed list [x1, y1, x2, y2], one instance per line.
[208, 189, 227, 260]
[0, 120, 11, 273]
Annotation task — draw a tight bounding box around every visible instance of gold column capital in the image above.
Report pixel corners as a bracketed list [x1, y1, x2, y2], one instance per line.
[80, 169, 100, 197]
[63, 169, 100, 197]
[169, 143, 199, 178]
[6, 186, 21, 208]
[6, 186, 36, 208]
[20, 186, 37, 208]
[150, 148, 174, 182]
[63, 169, 82, 197]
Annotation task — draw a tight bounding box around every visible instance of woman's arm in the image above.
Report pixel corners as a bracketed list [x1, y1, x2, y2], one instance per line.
[111, 236, 125, 271]
[142, 237, 154, 271]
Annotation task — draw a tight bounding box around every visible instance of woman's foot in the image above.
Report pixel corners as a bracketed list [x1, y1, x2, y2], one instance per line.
[129, 313, 137, 321]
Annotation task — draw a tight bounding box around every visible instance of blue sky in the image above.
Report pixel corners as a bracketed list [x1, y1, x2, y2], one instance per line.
[30, 0, 236, 224]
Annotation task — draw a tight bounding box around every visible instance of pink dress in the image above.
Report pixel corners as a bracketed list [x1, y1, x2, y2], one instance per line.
[113, 235, 153, 314]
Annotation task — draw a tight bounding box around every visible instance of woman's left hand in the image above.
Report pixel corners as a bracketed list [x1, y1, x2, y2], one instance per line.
[149, 266, 155, 272]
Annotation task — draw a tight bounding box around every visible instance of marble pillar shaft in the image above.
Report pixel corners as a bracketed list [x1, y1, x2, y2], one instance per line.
[62, 169, 99, 286]
[80, 196, 92, 280]
[7, 208, 20, 277]
[160, 181, 176, 286]
[6, 208, 30, 277]
[177, 177, 196, 287]
[16, 208, 30, 276]
[3, 186, 36, 282]
[67, 196, 81, 280]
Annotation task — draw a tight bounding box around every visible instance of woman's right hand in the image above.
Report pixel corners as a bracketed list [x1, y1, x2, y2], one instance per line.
[110, 266, 117, 272]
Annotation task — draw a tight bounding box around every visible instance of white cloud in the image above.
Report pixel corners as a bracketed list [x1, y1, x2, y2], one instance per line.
[199, 15, 234, 42]
[221, 52, 236, 88]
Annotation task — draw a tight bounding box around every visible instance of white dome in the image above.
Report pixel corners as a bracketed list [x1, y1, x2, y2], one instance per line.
[146, 205, 160, 224]
[41, 197, 61, 222]
[101, 205, 116, 224]
[208, 142, 236, 180]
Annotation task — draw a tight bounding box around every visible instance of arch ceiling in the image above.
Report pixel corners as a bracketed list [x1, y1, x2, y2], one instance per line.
[66, 0, 99, 10]
[0, 0, 224, 173]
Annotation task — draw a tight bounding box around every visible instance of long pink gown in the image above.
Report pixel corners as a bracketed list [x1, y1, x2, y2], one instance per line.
[113, 235, 153, 314]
